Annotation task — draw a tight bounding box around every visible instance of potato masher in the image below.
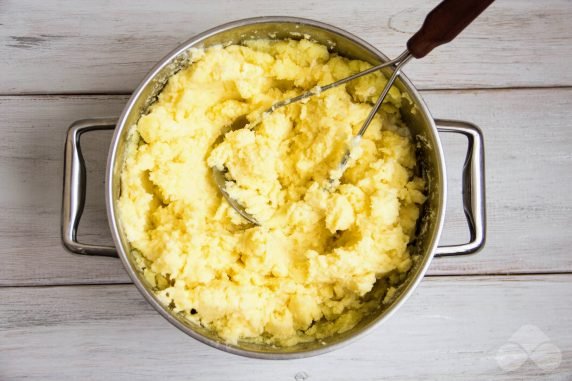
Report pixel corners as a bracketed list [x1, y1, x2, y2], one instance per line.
[213, 0, 495, 225]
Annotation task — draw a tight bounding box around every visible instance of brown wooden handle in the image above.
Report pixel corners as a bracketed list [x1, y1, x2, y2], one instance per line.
[407, 0, 495, 59]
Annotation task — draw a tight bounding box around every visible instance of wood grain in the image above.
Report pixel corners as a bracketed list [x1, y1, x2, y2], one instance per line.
[0, 95, 129, 285]
[1, 1, 570, 379]
[1, 0, 571, 94]
[0, 88, 570, 286]
[426, 88, 572, 275]
[1, 275, 570, 380]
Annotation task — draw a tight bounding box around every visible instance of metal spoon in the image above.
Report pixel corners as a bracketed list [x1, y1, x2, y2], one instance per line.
[212, 0, 495, 225]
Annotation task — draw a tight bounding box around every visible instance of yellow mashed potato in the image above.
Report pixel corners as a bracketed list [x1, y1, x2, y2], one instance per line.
[119, 38, 426, 346]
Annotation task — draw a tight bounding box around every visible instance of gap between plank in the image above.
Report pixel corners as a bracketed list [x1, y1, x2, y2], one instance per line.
[0, 85, 571, 98]
[2, 272, 571, 289]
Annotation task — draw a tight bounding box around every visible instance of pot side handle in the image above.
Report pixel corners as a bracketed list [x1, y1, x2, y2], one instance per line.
[435, 119, 486, 256]
[62, 119, 118, 257]
[61, 118, 486, 258]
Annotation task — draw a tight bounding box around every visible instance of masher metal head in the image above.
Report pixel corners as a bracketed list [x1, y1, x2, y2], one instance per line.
[211, 0, 495, 225]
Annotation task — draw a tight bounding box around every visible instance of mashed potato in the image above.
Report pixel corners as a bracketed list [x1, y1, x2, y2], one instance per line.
[119, 39, 426, 346]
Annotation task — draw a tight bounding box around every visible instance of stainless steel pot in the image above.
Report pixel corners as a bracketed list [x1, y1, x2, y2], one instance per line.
[62, 16, 486, 359]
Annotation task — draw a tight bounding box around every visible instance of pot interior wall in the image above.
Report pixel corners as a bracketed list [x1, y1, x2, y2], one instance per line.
[110, 18, 445, 356]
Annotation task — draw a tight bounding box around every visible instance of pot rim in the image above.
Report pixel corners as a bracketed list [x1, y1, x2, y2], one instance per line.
[105, 16, 447, 360]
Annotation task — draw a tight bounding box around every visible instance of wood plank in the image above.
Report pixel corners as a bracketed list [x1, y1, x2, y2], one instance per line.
[0, 95, 130, 285]
[425, 89, 572, 275]
[1, 0, 571, 94]
[0, 88, 570, 286]
[1, 275, 570, 380]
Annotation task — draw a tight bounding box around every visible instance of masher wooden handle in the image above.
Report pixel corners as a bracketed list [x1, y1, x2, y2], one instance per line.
[407, 0, 495, 59]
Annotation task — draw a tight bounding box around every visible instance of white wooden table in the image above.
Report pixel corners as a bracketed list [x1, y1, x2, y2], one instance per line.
[1, 1, 571, 379]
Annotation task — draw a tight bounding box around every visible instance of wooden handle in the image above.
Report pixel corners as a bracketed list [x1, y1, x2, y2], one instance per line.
[407, 0, 495, 59]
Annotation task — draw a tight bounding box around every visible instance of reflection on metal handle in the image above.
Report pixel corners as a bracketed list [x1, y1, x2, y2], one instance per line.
[435, 119, 486, 256]
[62, 119, 118, 257]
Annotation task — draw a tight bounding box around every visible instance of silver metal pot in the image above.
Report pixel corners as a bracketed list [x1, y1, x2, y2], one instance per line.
[62, 17, 486, 359]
